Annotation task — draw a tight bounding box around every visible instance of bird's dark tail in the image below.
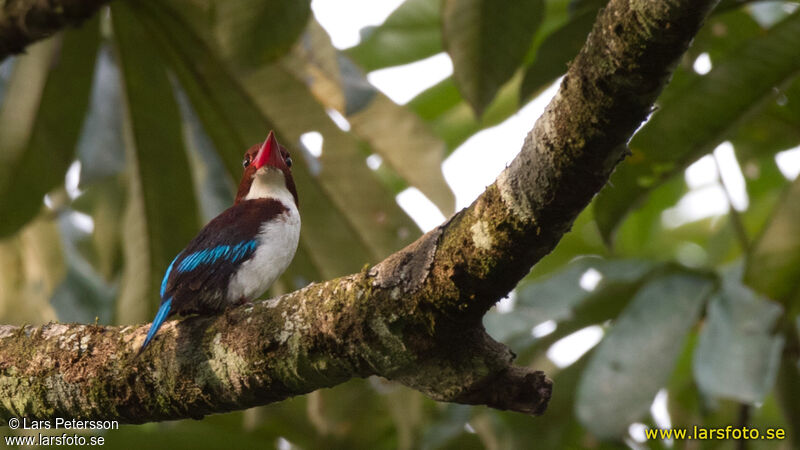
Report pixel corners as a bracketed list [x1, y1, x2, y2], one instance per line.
[137, 298, 173, 356]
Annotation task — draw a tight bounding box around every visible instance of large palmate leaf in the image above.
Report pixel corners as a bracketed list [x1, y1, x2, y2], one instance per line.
[442, 0, 543, 116]
[575, 271, 715, 439]
[594, 11, 800, 243]
[0, 19, 99, 237]
[112, 3, 201, 320]
[346, 0, 442, 71]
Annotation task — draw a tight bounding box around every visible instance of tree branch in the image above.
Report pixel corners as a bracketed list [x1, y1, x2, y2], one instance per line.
[0, 0, 718, 424]
[0, 0, 110, 61]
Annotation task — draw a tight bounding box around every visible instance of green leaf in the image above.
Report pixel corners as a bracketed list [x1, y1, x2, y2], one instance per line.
[664, 330, 700, 429]
[407, 77, 463, 122]
[516, 256, 654, 323]
[413, 73, 527, 152]
[212, 0, 311, 70]
[693, 276, 784, 404]
[731, 77, 800, 161]
[485, 256, 656, 356]
[610, 177, 685, 257]
[442, 0, 544, 116]
[745, 174, 800, 302]
[519, 7, 595, 102]
[0, 19, 99, 237]
[576, 271, 715, 439]
[594, 11, 800, 243]
[112, 3, 201, 319]
[685, 8, 763, 66]
[346, 0, 442, 71]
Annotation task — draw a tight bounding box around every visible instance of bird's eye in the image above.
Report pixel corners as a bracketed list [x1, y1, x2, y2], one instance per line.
[242, 156, 251, 168]
[285, 156, 292, 168]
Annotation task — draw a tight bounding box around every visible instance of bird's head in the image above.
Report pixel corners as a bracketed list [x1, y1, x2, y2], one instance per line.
[235, 131, 298, 206]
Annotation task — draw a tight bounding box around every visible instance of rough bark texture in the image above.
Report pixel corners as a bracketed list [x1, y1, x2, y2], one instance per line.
[0, 0, 110, 61]
[0, 0, 718, 424]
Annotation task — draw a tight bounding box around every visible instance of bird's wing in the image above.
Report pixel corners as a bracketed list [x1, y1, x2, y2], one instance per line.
[162, 198, 289, 315]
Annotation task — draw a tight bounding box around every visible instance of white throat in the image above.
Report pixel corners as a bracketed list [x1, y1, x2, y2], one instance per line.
[245, 168, 295, 207]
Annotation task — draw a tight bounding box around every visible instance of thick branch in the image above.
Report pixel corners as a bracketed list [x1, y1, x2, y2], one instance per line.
[0, 0, 110, 61]
[0, 0, 718, 424]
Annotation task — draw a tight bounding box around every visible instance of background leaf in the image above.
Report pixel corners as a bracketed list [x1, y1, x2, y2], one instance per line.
[347, 0, 442, 71]
[442, 0, 543, 115]
[212, 0, 311, 70]
[575, 271, 715, 439]
[594, 11, 800, 243]
[0, 19, 99, 237]
[519, 7, 595, 102]
[693, 274, 784, 404]
[745, 174, 800, 303]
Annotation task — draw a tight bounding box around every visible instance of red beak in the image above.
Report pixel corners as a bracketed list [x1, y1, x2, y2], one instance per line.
[253, 131, 280, 169]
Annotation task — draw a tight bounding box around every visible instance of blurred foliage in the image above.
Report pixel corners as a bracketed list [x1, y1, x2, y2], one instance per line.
[1, 0, 799, 448]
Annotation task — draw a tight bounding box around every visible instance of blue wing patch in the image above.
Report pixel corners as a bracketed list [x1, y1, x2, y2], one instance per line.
[176, 240, 258, 273]
[139, 298, 172, 353]
[161, 254, 180, 298]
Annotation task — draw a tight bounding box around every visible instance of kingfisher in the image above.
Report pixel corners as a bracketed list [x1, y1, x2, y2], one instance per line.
[139, 131, 300, 353]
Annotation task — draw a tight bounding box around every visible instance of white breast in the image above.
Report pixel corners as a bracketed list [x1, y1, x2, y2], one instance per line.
[226, 169, 300, 303]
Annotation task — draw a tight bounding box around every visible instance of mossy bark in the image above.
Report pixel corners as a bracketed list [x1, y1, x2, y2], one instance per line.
[0, 0, 718, 424]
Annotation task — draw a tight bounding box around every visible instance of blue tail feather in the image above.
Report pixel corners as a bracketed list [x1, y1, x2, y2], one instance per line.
[139, 298, 173, 353]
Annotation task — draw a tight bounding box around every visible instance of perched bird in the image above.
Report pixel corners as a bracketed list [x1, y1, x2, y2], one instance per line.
[139, 131, 300, 352]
